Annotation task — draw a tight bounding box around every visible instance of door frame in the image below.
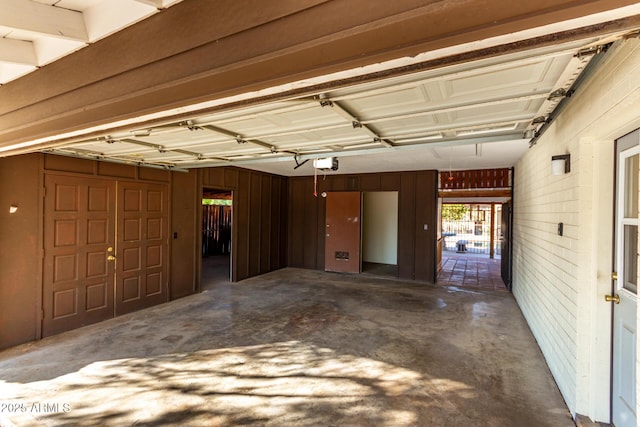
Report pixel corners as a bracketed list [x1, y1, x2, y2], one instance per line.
[198, 185, 236, 287]
[199, 187, 234, 287]
[361, 191, 399, 275]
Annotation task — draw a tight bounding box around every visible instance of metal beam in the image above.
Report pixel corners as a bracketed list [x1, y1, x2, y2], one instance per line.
[175, 132, 523, 168]
[201, 124, 301, 155]
[44, 148, 188, 171]
[325, 100, 394, 147]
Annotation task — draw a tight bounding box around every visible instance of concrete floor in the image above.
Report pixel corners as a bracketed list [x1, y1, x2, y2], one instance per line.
[0, 265, 573, 427]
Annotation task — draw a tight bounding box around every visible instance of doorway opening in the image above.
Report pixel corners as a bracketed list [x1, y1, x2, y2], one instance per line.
[438, 202, 508, 291]
[362, 191, 399, 278]
[201, 188, 232, 290]
[441, 203, 502, 258]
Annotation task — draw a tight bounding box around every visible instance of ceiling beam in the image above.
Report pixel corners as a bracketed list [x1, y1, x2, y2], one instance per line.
[131, 0, 183, 9]
[0, 0, 88, 42]
[3, 0, 640, 153]
[131, 0, 164, 8]
[0, 38, 37, 65]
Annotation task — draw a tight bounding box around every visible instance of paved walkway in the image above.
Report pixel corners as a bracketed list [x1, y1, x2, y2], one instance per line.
[438, 252, 508, 292]
[0, 268, 571, 426]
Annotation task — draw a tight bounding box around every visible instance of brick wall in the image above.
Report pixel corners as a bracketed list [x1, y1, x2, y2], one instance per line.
[513, 38, 640, 421]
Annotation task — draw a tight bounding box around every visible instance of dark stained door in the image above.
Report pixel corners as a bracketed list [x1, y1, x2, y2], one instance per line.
[43, 175, 116, 337]
[325, 192, 361, 273]
[500, 201, 512, 290]
[116, 182, 169, 315]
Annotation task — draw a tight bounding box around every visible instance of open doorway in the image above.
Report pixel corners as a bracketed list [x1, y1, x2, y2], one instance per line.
[438, 203, 507, 291]
[441, 203, 502, 258]
[201, 188, 232, 290]
[362, 191, 399, 278]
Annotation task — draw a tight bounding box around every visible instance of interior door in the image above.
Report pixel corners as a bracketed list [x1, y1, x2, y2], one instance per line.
[116, 182, 169, 315]
[500, 201, 512, 290]
[612, 129, 639, 427]
[325, 192, 361, 273]
[43, 175, 116, 336]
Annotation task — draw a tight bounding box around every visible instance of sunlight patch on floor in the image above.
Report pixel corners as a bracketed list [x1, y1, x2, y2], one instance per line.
[0, 340, 480, 426]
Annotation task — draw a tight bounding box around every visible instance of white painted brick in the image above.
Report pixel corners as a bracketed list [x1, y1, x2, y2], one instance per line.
[513, 39, 640, 419]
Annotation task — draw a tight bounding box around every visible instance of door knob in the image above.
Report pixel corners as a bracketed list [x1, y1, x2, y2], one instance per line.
[107, 255, 116, 262]
[605, 294, 620, 304]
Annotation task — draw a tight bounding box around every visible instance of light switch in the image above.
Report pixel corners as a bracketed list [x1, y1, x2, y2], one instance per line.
[423, 224, 428, 230]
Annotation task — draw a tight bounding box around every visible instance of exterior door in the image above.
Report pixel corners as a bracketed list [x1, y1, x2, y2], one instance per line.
[612, 129, 639, 427]
[116, 182, 169, 315]
[325, 192, 361, 273]
[43, 175, 116, 337]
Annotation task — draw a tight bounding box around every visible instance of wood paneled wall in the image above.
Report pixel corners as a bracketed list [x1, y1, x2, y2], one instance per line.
[0, 154, 42, 349]
[201, 167, 288, 282]
[0, 153, 178, 349]
[170, 169, 199, 299]
[288, 170, 438, 282]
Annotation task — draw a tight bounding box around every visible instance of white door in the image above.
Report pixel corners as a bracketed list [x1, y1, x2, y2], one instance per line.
[612, 129, 639, 427]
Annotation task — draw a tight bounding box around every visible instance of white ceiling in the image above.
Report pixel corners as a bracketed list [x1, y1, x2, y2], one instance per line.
[3, 2, 640, 176]
[0, 0, 182, 84]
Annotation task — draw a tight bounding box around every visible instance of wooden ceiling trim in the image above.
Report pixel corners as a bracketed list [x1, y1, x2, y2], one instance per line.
[1, 0, 639, 152]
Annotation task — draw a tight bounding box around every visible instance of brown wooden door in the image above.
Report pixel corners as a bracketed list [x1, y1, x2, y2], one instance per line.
[43, 175, 116, 337]
[116, 182, 169, 315]
[43, 176, 169, 336]
[325, 192, 361, 273]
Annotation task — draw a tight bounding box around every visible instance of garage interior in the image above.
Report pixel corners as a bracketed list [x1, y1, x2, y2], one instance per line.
[2, 1, 640, 425]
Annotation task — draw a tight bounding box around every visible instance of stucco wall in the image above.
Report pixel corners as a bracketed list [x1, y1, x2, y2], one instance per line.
[513, 38, 640, 421]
